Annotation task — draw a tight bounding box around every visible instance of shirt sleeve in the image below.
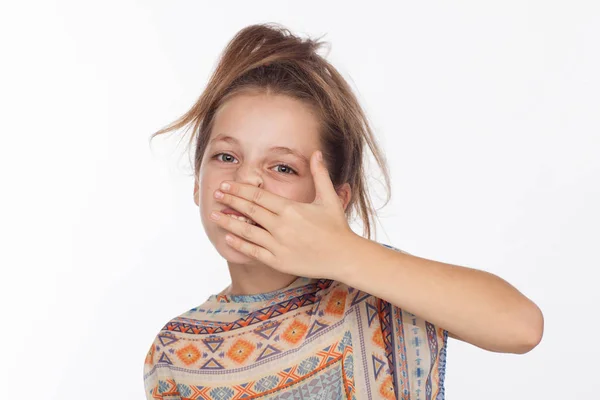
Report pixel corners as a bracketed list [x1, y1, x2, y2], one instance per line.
[376, 243, 449, 399]
[143, 336, 182, 400]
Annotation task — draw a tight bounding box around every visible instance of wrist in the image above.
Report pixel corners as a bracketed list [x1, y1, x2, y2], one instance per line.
[330, 232, 372, 282]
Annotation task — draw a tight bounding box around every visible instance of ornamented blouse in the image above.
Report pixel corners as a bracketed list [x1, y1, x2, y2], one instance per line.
[143, 243, 448, 399]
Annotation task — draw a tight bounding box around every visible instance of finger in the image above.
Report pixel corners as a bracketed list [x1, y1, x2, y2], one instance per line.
[210, 210, 277, 250]
[219, 181, 288, 214]
[215, 188, 277, 231]
[310, 150, 338, 206]
[223, 232, 276, 265]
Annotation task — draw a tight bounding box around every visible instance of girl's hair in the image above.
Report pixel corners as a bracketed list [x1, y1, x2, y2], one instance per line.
[149, 23, 391, 240]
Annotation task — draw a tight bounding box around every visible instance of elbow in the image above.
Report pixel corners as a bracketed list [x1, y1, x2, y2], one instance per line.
[514, 303, 544, 354]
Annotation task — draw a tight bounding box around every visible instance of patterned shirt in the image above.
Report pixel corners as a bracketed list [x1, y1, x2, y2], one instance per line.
[143, 243, 448, 399]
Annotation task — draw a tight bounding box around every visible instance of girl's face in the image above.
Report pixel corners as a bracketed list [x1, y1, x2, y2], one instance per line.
[194, 92, 326, 263]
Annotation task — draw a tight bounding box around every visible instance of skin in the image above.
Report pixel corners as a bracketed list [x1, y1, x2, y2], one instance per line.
[193, 91, 351, 296]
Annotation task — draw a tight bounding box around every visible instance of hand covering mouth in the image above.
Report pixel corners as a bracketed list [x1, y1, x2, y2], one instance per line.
[221, 208, 264, 229]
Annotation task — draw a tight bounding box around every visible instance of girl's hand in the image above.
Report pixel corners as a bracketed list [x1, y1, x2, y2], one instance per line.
[209, 150, 361, 279]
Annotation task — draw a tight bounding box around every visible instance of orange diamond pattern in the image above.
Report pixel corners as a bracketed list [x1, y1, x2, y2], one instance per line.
[227, 338, 256, 364]
[176, 343, 201, 366]
[282, 319, 308, 344]
[324, 289, 347, 316]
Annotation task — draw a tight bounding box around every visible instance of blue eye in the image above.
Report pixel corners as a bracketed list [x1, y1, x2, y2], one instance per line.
[212, 153, 297, 175]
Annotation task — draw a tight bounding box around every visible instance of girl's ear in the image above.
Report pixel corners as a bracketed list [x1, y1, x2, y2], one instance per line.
[193, 179, 200, 207]
[336, 183, 352, 211]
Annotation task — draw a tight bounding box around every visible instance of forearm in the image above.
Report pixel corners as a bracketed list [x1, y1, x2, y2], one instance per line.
[334, 236, 544, 354]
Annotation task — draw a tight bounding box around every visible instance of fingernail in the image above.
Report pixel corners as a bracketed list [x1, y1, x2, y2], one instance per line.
[220, 182, 231, 191]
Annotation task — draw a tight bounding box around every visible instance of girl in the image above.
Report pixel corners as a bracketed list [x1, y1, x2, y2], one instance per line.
[143, 23, 543, 400]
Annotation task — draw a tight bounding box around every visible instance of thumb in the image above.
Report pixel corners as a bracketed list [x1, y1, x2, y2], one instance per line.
[311, 150, 337, 206]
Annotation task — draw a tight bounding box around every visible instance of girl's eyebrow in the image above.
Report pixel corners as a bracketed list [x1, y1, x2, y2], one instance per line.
[209, 134, 309, 166]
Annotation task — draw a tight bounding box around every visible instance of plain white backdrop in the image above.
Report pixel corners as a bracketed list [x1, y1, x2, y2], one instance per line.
[1, 1, 598, 398]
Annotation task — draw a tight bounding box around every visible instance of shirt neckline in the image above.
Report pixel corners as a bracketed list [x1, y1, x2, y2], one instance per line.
[207, 276, 321, 304]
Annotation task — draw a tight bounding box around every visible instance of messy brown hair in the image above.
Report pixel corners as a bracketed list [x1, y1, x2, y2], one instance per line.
[149, 23, 391, 240]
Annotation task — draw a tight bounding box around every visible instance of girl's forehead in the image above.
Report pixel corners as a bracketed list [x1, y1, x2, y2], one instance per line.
[208, 93, 322, 153]
[214, 93, 319, 125]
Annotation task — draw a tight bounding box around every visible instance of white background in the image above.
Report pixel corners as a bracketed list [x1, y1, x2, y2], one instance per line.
[1, 1, 598, 398]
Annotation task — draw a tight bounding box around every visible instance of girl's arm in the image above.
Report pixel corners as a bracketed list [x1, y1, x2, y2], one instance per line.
[334, 236, 544, 354]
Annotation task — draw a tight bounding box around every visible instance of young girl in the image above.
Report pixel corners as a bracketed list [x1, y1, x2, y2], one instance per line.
[143, 23, 543, 400]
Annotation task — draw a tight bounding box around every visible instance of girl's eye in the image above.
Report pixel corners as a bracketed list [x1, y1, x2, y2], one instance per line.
[274, 164, 296, 175]
[214, 153, 236, 163]
[213, 153, 297, 175]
